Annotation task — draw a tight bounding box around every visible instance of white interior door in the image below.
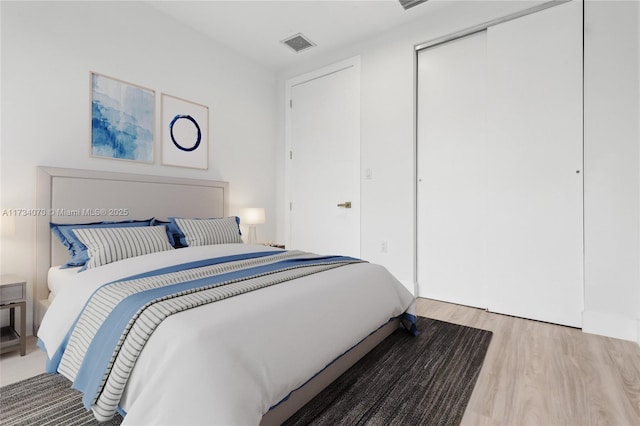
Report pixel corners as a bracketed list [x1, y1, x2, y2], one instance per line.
[288, 62, 360, 257]
[417, 1, 583, 327]
[484, 1, 583, 327]
[417, 31, 489, 309]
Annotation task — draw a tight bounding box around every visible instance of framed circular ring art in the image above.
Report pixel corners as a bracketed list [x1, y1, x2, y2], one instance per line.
[161, 93, 209, 169]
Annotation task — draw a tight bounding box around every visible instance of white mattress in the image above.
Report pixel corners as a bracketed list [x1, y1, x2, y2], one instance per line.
[38, 244, 415, 425]
[47, 265, 81, 301]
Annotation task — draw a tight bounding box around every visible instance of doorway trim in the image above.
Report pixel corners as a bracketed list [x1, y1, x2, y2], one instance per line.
[414, 0, 570, 52]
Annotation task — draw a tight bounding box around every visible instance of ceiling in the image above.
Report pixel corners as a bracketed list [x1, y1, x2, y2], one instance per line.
[145, 0, 452, 72]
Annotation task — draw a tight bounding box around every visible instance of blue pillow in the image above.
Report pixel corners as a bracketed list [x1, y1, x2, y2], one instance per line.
[50, 219, 153, 268]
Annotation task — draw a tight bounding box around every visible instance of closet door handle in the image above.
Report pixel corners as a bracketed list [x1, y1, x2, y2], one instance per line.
[337, 202, 352, 208]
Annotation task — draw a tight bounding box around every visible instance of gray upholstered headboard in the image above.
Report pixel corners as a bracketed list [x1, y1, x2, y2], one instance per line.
[34, 166, 229, 331]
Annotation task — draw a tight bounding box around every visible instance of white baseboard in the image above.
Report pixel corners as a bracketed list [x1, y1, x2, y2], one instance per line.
[582, 310, 638, 342]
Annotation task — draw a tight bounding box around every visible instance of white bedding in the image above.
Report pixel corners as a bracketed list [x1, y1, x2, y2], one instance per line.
[47, 265, 80, 301]
[38, 244, 415, 425]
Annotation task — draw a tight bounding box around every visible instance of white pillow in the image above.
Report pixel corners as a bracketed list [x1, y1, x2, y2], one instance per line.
[73, 225, 174, 270]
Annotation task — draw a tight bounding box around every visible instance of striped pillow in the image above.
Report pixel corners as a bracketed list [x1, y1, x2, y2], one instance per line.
[170, 217, 243, 247]
[73, 226, 174, 270]
[50, 219, 154, 268]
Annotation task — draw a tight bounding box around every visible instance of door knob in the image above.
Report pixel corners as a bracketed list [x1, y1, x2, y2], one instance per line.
[337, 201, 352, 208]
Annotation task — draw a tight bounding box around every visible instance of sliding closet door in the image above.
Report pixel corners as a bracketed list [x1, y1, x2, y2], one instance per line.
[484, 1, 583, 327]
[416, 31, 489, 309]
[417, 1, 583, 327]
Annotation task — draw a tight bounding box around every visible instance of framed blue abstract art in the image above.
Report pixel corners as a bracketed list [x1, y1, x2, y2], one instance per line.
[90, 72, 155, 163]
[161, 93, 209, 169]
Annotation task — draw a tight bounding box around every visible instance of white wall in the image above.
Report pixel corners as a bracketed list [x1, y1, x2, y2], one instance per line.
[0, 1, 278, 334]
[583, 0, 640, 341]
[277, 0, 640, 342]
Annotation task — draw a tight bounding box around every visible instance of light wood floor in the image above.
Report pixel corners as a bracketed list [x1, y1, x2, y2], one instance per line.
[415, 298, 640, 426]
[1, 299, 639, 425]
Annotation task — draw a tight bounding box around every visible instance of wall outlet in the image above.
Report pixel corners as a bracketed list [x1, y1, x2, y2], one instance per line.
[381, 241, 388, 253]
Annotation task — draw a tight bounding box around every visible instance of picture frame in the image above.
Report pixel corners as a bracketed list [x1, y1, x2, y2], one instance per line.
[90, 72, 155, 163]
[161, 93, 209, 169]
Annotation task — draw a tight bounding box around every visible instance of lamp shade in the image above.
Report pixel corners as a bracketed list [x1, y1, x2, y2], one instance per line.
[239, 208, 266, 225]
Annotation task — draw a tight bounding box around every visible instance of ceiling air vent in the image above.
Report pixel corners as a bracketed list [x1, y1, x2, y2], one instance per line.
[281, 33, 316, 53]
[399, 0, 428, 10]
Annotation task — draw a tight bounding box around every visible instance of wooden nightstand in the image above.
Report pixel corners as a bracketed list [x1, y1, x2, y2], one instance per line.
[0, 274, 27, 356]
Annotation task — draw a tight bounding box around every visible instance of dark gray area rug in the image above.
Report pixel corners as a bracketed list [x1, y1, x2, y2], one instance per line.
[0, 317, 491, 426]
[0, 372, 123, 426]
[284, 316, 493, 425]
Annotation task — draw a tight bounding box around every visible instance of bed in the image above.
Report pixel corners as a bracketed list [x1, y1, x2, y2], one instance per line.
[34, 166, 416, 425]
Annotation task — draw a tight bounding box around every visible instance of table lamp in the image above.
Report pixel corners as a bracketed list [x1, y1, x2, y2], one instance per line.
[239, 208, 265, 245]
